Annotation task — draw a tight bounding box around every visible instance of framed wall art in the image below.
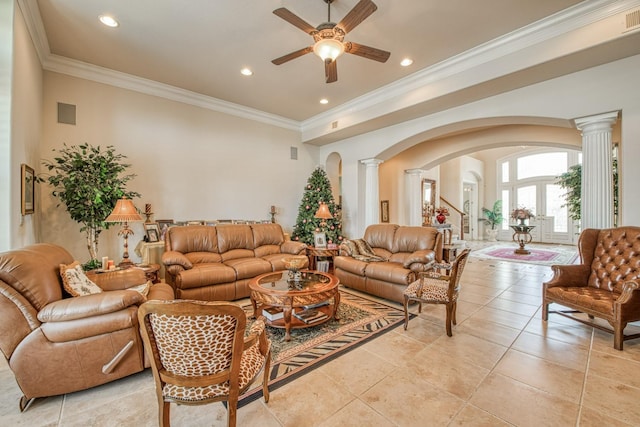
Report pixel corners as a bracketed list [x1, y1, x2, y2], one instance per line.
[380, 200, 389, 223]
[21, 164, 35, 215]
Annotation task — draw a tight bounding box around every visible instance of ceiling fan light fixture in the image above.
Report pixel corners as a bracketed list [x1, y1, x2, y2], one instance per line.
[313, 39, 344, 62]
[99, 15, 119, 28]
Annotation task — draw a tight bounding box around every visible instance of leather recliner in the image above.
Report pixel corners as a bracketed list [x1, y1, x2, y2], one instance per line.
[0, 243, 174, 410]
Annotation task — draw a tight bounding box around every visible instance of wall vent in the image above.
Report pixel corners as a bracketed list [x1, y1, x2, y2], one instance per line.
[624, 9, 640, 32]
[331, 121, 338, 129]
[57, 102, 76, 125]
[290, 146, 298, 160]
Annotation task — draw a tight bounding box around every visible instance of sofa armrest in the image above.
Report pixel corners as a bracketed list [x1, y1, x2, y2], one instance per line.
[37, 291, 145, 323]
[616, 280, 640, 307]
[162, 250, 193, 270]
[90, 268, 148, 291]
[281, 241, 307, 255]
[402, 250, 436, 268]
[544, 264, 590, 288]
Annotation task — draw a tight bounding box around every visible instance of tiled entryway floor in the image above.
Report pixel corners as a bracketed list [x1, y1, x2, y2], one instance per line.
[3, 244, 640, 426]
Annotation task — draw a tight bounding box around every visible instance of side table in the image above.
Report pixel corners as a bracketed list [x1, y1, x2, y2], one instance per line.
[306, 247, 339, 272]
[135, 263, 161, 283]
[510, 224, 535, 254]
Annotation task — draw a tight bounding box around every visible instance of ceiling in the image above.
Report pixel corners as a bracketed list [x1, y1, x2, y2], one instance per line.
[33, 0, 586, 123]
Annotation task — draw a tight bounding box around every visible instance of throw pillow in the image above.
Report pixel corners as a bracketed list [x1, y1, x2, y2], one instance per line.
[127, 281, 152, 298]
[60, 261, 103, 297]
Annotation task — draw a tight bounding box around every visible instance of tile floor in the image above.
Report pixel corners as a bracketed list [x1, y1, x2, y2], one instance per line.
[3, 243, 640, 426]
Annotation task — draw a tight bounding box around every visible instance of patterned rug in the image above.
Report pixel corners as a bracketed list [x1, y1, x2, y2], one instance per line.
[470, 243, 578, 266]
[239, 289, 407, 406]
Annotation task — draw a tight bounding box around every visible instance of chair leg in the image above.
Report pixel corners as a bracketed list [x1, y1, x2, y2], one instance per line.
[403, 295, 410, 330]
[452, 301, 457, 325]
[228, 397, 238, 427]
[542, 301, 549, 321]
[262, 351, 271, 403]
[445, 304, 453, 337]
[614, 323, 625, 351]
[159, 401, 170, 427]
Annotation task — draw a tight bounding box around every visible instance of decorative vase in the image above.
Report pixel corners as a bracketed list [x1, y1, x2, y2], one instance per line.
[436, 214, 446, 224]
[486, 228, 499, 242]
[518, 218, 526, 225]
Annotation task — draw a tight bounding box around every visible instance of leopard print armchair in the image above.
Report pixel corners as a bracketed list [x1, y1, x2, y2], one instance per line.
[138, 300, 271, 426]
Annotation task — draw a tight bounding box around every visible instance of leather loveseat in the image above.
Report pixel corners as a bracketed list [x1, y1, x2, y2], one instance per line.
[162, 223, 308, 300]
[334, 224, 443, 303]
[0, 243, 174, 410]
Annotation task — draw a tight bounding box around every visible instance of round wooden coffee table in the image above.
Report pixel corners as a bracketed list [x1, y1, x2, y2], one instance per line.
[249, 270, 340, 341]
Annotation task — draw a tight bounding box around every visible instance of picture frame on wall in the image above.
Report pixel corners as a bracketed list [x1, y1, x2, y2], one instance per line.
[314, 232, 327, 249]
[21, 164, 35, 215]
[381, 200, 389, 223]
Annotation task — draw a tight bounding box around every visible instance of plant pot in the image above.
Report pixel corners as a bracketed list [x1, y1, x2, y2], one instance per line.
[436, 214, 446, 224]
[486, 228, 499, 242]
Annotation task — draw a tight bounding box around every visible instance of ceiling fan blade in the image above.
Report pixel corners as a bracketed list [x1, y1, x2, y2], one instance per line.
[344, 42, 390, 63]
[336, 0, 377, 34]
[272, 47, 313, 65]
[273, 8, 316, 35]
[325, 59, 338, 83]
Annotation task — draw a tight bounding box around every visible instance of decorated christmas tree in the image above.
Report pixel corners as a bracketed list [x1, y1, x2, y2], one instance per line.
[291, 167, 343, 246]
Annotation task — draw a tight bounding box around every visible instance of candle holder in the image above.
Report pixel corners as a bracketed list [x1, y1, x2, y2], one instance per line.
[144, 212, 154, 223]
[269, 205, 277, 223]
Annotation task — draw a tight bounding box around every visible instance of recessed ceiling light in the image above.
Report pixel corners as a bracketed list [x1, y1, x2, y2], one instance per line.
[320, 98, 329, 105]
[240, 68, 253, 76]
[400, 58, 413, 67]
[99, 15, 119, 28]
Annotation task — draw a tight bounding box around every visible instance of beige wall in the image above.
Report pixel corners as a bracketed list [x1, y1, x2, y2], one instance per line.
[39, 72, 316, 261]
[8, 2, 42, 250]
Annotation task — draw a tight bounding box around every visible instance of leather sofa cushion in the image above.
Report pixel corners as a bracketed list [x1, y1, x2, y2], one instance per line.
[262, 254, 308, 271]
[224, 258, 272, 280]
[252, 223, 285, 247]
[364, 224, 399, 253]
[217, 225, 255, 253]
[147, 283, 175, 301]
[167, 225, 218, 254]
[395, 227, 439, 252]
[334, 256, 368, 276]
[0, 243, 72, 310]
[254, 245, 282, 258]
[546, 286, 615, 315]
[221, 249, 255, 262]
[588, 228, 640, 293]
[364, 262, 414, 285]
[186, 252, 222, 264]
[176, 264, 237, 289]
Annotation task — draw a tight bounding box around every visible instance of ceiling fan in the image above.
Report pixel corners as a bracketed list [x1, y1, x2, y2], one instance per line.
[272, 0, 390, 83]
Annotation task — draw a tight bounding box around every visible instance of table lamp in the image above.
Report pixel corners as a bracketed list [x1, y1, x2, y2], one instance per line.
[314, 202, 333, 228]
[105, 197, 143, 267]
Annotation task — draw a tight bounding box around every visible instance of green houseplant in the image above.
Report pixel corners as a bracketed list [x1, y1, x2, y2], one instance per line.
[41, 143, 140, 269]
[480, 200, 504, 241]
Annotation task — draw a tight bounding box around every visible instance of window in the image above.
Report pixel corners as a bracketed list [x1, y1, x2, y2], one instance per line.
[517, 152, 567, 180]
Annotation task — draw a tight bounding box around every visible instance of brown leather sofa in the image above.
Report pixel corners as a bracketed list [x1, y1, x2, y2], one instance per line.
[334, 224, 443, 303]
[543, 227, 640, 350]
[0, 243, 174, 410]
[162, 223, 308, 300]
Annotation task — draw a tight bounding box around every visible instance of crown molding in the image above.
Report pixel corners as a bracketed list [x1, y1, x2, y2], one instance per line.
[300, 0, 640, 134]
[17, 0, 640, 136]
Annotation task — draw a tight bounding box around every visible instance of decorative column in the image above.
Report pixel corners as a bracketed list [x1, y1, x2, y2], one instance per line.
[405, 169, 423, 226]
[361, 158, 384, 227]
[575, 111, 618, 229]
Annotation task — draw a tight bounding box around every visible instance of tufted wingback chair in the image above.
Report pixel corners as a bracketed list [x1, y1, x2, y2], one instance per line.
[543, 227, 640, 350]
[138, 300, 271, 427]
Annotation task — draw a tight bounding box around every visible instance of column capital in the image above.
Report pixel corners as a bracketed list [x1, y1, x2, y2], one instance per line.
[404, 168, 423, 175]
[574, 111, 618, 134]
[360, 158, 384, 167]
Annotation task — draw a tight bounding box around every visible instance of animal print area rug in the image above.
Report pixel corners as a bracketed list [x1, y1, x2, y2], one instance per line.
[239, 289, 408, 406]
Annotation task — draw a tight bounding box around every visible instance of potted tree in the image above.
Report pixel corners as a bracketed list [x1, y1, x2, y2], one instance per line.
[480, 200, 504, 241]
[41, 143, 140, 269]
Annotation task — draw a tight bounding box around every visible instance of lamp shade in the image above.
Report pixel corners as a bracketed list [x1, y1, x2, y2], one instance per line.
[313, 39, 344, 62]
[314, 203, 333, 220]
[105, 198, 143, 223]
